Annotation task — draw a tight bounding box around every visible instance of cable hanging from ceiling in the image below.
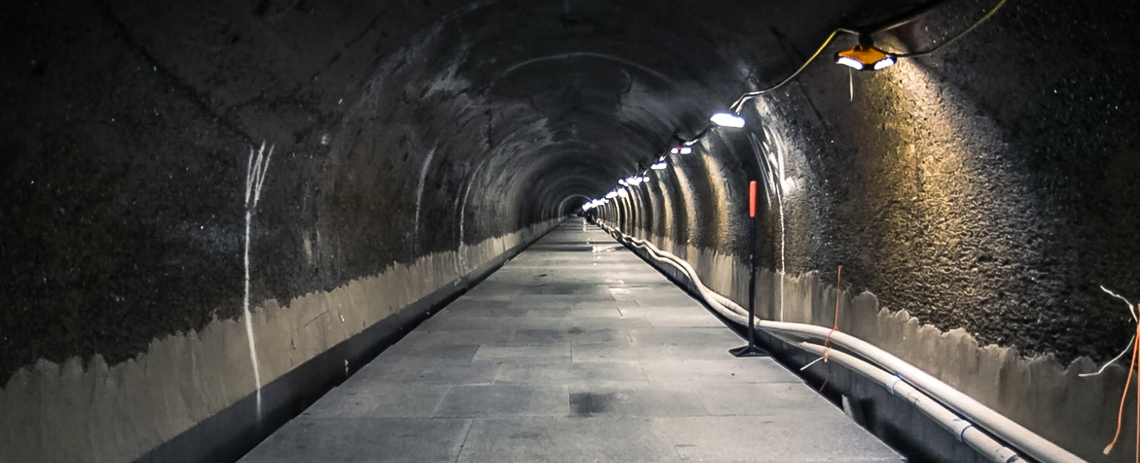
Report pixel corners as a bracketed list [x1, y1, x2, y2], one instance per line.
[729, 0, 1010, 114]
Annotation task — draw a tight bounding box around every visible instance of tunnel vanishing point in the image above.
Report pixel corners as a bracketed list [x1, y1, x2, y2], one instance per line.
[2, 0, 1140, 461]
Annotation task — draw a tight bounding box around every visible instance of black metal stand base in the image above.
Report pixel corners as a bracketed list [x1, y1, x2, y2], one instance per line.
[729, 344, 768, 357]
[731, 193, 767, 359]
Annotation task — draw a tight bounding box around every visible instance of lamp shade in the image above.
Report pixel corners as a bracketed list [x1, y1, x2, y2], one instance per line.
[835, 45, 896, 71]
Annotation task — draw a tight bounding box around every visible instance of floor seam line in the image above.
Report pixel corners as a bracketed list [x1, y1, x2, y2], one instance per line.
[431, 385, 453, 417]
[452, 418, 475, 463]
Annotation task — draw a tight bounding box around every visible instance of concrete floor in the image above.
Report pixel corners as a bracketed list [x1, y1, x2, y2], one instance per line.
[239, 220, 903, 463]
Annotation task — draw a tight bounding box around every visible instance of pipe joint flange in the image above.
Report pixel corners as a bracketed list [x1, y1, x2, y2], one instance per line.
[950, 417, 973, 443]
[886, 375, 904, 397]
[993, 446, 1024, 463]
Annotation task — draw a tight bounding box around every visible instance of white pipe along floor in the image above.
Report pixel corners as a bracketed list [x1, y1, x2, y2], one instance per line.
[238, 219, 903, 463]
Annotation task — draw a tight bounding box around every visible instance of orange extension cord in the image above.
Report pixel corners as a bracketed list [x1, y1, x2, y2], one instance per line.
[1104, 321, 1140, 462]
[819, 266, 843, 393]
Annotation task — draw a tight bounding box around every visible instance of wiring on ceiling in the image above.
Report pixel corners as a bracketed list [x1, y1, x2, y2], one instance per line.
[729, 0, 1011, 114]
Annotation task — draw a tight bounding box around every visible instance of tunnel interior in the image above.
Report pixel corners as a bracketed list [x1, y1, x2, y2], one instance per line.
[3, 0, 1140, 461]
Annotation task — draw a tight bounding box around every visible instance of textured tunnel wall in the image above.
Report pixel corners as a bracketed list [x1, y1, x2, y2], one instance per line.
[596, 1, 1140, 461]
[0, 0, 579, 461]
[5, 0, 1140, 461]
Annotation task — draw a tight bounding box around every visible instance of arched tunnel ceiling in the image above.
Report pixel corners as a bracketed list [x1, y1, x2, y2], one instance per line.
[382, 0, 925, 213]
[0, 0, 1008, 389]
[10, 1, 1140, 460]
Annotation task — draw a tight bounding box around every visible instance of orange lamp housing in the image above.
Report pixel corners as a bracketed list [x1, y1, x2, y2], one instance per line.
[835, 35, 897, 71]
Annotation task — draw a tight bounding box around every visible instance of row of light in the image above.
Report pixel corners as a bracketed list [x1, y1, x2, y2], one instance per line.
[583, 111, 747, 212]
[587, 2, 1012, 215]
[585, 35, 942, 213]
[619, 175, 651, 186]
[593, 32, 918, 214]
[589, 34, 893, 212]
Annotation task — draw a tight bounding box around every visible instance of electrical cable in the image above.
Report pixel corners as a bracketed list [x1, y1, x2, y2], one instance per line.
[896, 0, 1010, 58]
[728, 0, 1009, 113]
[730, 29, 847, 113]
[598, 222, 1087, 463]
[853, 0, 951, 35]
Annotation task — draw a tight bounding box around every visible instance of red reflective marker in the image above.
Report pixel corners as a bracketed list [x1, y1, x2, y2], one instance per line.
[749, 180, 757, 218]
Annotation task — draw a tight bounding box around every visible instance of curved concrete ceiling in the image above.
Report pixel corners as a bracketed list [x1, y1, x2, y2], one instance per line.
[10, 0, 1140, 460]
[0, 0, 932, 383]
[354, 0, 922, 217]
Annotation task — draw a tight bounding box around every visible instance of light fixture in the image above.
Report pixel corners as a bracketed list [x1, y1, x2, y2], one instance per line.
[618, 179, 628, 186]
[583, 198, 608, 210]
[641, 176, 650, 182]
[605, 191, 618, 199]
[727, 0, 1009, 111]
[710, 112, 746, 128]
[835, 35, 896, 71]
[651, 161, 667, 170]
[670, 146, 693, 155]
[618, 189, 629, 198]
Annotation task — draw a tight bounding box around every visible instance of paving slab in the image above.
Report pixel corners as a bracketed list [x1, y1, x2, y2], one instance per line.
[457, 417, 677, 463]
[239, 417, 471, 463]
[568, 386, 710, 417]
[302, 383, 450, 418]
[434, 385, 570, 418]
[473, 344, 572, 362]
[658, 416, 904, 462]
[239, 219, 903, 463]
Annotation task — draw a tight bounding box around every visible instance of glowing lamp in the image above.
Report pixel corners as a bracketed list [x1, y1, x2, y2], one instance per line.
[835, 38, 896, 71]
[710, 113, 745, 128]
[651, 161, 667, 170]
[605, 191, 618, 199]
[670, 146, 693, 155]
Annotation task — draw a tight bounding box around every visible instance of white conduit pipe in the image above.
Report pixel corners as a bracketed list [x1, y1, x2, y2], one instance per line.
[797, 342, 1026, 463]
[598, 224, 1086, 463]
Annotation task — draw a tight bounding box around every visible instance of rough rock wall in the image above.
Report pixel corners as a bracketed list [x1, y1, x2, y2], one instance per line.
[0, 0, 564, 460]
[596, 0, 1140, 460]
[0, 0, 561, 389]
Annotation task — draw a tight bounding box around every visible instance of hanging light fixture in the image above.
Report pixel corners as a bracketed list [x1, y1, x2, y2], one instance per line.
[835, 35, 896, 71]
[670, 146, 693, 155]
[651, 160, 667, 170]
[710, 112, 746, 128]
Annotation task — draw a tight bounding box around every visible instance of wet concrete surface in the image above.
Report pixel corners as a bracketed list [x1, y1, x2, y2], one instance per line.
[239, 220, 901, 463]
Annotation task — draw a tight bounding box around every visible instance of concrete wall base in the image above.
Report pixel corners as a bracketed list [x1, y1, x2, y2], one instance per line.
[0, 219, 561, 463]
[623, 230, 1124, 463]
